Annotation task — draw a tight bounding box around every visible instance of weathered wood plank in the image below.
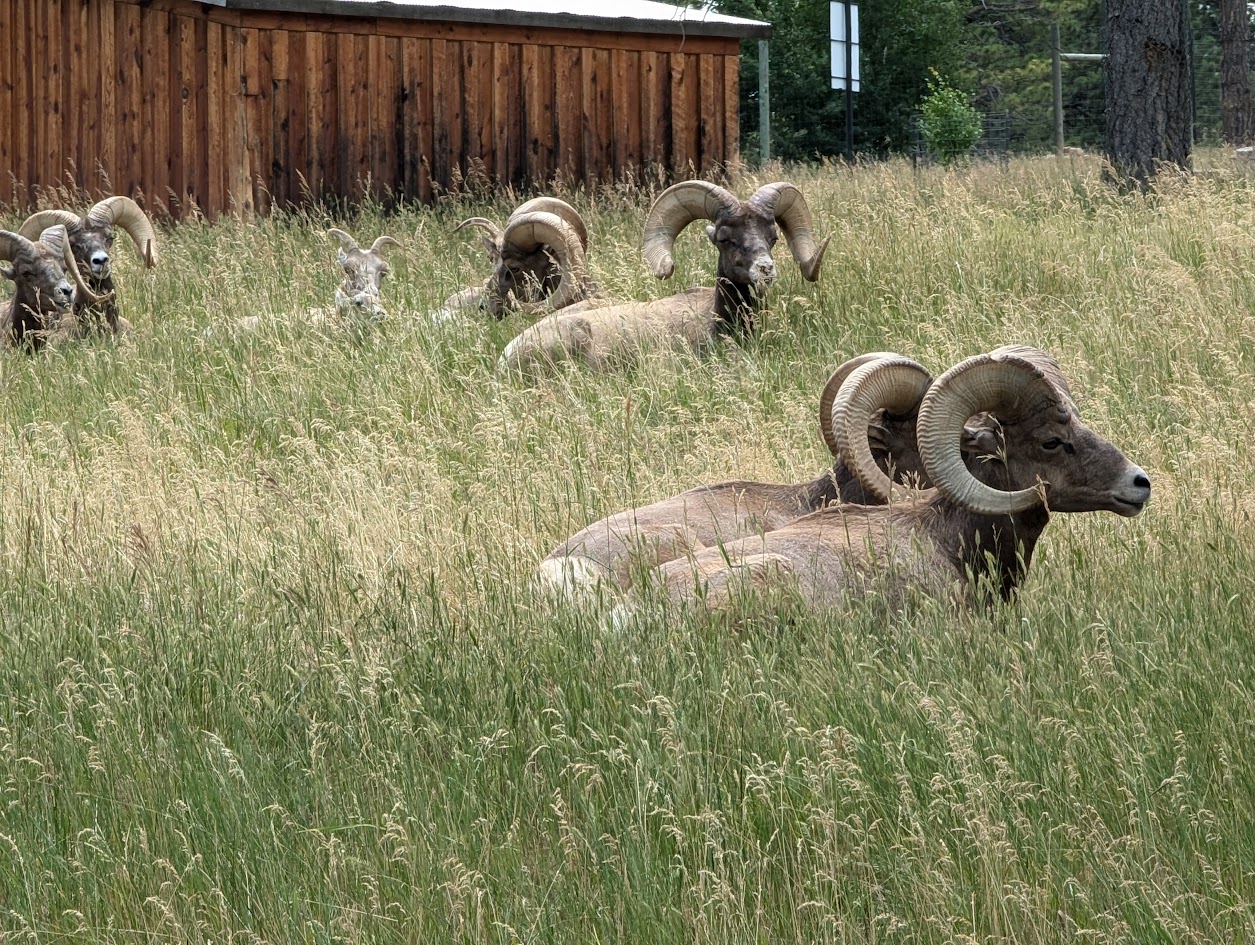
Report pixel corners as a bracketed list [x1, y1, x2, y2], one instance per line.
[143, 6, 172, 211]
[640, 50, 669, 176]
[670, 52, 699, 177]
[368, 35, 400, 202]
[268, 28, 289, 207]
[611, 48, 642, 176]
[282, 29, 307, 207]
[723, 55, 739, 167]
[99, 0, 118, 195]
[554, 46, 582, 182]
[493, 42, 522, 190]
[0, 0, 13, 203]
[401, 36, 432, 202]
[430, 39, 463, 192]
[253, 28, 275, 215]
[173, 13, 197, 213]
[41, 0, 65, 194]
[460, 41, 492, 180]
[581, 47, 613, 184]
[206, 19, 225, 213]
[699, 53, 721, 173]
[116, 1, 144, 197]
[521, 44, 553, 188]
[315, 30, 339, 200]
[224, 28, 254, 216]
[336, 33, 369, 200]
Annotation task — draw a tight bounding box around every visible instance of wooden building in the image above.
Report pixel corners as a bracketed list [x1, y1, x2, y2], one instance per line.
[0, 0, 770, 218]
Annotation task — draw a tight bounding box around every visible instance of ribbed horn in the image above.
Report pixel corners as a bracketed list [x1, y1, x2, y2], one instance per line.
[917, 351, 1062, 515]
[38, 225, 108, 304]
[641, 180, 741, 279]
[454, 217, 505, 250]
[369, 235, 400, 255]
[0, 230, 38, 263]
[748, 182, 829, 282]
[833, 356, 935, 503]
[327, 228, 359, 254]
[505, 211, 589, 314]
[86, 196, 158, 267]
[817, 352, 905, 457]
[17, 210, 82, 241]
[509, 197, 589, 252]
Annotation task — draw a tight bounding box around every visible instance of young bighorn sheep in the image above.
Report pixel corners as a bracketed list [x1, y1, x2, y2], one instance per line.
[536, 352, 935, 597]
[220, 228, 400, 337]
[18, 196, 158, 337]
[500, 180, 829, 373]
[633, 346, 1151, 611]
[1, 225, 107, 349]
[432, 197, 599, 321]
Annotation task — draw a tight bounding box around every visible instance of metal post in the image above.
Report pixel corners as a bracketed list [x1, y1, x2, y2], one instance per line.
[844, 2, 854, 161]
[1052, 23, 1064, 154]
[758, 39, 771, 163]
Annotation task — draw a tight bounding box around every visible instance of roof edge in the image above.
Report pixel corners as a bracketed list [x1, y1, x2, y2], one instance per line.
[220, 0, 773, 39]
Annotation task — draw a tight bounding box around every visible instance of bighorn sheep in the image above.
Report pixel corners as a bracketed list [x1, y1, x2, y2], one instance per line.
[1, 225, 107, 348]
[628, 346, 1150, 611]
[500, 180, 828, 373]
[221, 228, 400, 336]
[431, 197, 599, 321]
[536, 352, 934, 597]
[18, 196, 158, 337]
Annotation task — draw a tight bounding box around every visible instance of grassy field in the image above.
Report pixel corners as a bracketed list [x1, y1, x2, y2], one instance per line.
[1, 155, 1253, 943]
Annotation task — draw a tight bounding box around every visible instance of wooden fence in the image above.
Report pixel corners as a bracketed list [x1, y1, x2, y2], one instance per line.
[0, 0, 745, 217]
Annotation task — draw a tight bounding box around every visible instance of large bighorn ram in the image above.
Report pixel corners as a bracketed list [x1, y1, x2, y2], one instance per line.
[536, 352, 934, 597]
[1, 225, 107, 348]
[432, 197, 600, 321]
[631, 346, 1150, 611]
[500, 180, 828, 373]
[19, 196, 158, 337]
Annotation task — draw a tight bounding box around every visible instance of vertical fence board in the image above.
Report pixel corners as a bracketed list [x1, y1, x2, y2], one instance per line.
[99, 0, 117, 194]
[401, 37, 432, 202]
[40, 0, 65, 193]
[461, 42, 492, 180]
[0, 0, 12, 203]
[641, 50, 670, 175]
[521, 44, 553, 187]
[670, 52, 698, 177]
[723, 55, 739, 166]
[368, 35, 400, 202]
[269, 29, 289, 207]
[431, 39, 463, 191]
[206, 19, 225, 212]
[554, 46, 582, 181]
[284, 30, 307, 207]
[699, 54, 721, 172]
[146, 7, 172, 210]
[611, 49, 642, 175]
[493, 42, 522, 189]
[116, 2, 143, 197]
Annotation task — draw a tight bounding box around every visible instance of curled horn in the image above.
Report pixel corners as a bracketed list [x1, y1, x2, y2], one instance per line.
[37, 225, 109, 303]
[916, 349, 1064, 515]
[86, 196, 159, 268]
[369, 235, 401, 255]
[503, 211, 589, 314]
[327, 228, 359, 255]
[748, 182, 830, 282]
[509, 197, 589, 252]
[17, 210, 82, 241]
[818, 352, 908, 457]
[832, 356, 935, 503]
[0, 230, 38, 264]
[454, 217, 505, 249]
[641, 180, 741, 279]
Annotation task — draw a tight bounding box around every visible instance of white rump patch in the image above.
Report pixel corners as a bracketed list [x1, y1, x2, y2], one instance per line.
[534, 555, 612, 601]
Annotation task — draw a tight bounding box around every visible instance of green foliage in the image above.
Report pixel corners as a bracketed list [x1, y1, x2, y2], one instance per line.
[920, 71, 984, 164]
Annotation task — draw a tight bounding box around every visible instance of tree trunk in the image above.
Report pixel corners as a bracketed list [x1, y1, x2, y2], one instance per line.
[1104, 0, 1192, 188]
[1220, 0, 1251, 144]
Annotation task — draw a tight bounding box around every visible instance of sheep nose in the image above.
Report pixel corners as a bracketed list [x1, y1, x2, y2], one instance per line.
[1133, 472, 1151, 491]
[751, 257, 776, 285]
[56, 282, 74, 306]
[90, 251, 110, 273]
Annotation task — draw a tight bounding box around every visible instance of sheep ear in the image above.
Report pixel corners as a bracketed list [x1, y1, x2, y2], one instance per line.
[705, 224, 717, 244]
[337, 249, 350, 266]
[961, 415, 1003, 457]
[0, 263, 13, 281]
[480, 235, 500, 260]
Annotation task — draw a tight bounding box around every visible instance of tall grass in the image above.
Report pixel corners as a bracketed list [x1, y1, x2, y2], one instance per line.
[1, 155, 1253, 943]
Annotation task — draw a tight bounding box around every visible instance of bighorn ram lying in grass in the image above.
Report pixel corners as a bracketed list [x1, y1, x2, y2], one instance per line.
[1, 225, 107, 348]
[500, 180, 828, 373]
[631, 346, 1150, 611]
[19, 196, 158, 337]
[536, 352, 934, 596]
[432, 197, 599, 321]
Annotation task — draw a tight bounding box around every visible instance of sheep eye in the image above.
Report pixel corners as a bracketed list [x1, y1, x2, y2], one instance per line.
[1042, 438, 1074, 454]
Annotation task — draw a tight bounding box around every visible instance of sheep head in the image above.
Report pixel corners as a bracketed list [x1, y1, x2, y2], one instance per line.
[820, 353, 933, 492]
[327, 229, 400, 323]
[1, 225, 107, 343]
[838, 345, 1151, 517]
[19, 196, 158, 285]
[456, 197, 590, 318]
[642, 180, 830, 293]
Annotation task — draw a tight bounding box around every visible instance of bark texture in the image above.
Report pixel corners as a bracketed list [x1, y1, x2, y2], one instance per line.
[1104, 0, 1192, 188]
[1220, 0, 1252, 144]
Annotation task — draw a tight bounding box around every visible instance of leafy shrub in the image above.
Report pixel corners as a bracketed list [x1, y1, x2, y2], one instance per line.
[920, 71, 983, 165]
